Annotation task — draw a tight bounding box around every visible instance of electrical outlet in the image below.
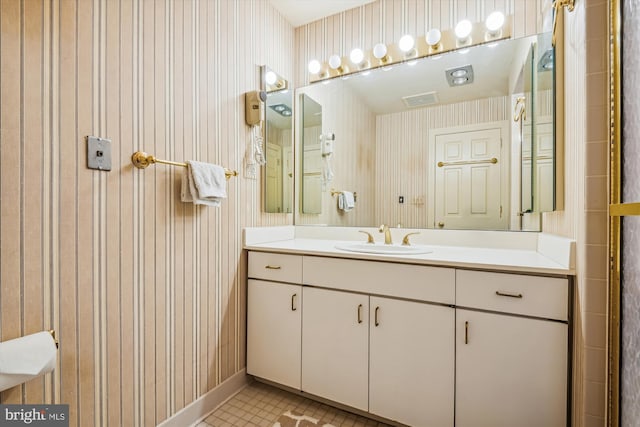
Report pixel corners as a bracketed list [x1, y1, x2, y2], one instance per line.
[87, 136, 112, 171]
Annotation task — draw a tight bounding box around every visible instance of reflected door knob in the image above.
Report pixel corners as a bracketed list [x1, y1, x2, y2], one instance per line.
[438, 222, 445, 228]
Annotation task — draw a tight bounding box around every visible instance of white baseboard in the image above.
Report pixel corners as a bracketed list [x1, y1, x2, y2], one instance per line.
[157, 369, 249, 427]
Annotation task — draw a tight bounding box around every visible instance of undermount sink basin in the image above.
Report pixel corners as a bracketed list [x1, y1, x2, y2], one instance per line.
[335, 243, 433, 255]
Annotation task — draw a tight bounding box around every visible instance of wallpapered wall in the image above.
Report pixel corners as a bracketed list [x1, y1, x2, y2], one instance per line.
[0, 0, 293, 426]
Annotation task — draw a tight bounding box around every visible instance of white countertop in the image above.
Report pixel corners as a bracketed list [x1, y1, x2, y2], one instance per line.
[245, 237, 574, 276]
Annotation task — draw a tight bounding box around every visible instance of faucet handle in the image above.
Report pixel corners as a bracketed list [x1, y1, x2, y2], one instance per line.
[358, 230, 375, 244]
[402, 232, 420, 246]
[378, 224, 387, 232]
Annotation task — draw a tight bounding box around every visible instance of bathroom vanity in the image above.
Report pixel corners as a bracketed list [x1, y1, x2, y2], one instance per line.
[244, 226, 574, 427]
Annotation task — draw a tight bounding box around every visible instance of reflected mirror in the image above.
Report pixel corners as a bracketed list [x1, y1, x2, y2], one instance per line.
[295, 32, 556, 231]
[301, 94, 322, 214]
[262, 66, 293, 213]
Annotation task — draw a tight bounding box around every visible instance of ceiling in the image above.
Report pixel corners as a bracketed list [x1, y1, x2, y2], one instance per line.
[268, 0, 376, 27]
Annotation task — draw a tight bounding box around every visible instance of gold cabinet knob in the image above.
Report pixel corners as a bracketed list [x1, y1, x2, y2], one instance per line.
[438, 222, 445, 228]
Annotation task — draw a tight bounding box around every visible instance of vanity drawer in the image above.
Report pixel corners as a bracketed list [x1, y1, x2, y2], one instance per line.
[303, 256, 455, 304]
[248, 252, 303, 283]
[456, 270, 568, 321]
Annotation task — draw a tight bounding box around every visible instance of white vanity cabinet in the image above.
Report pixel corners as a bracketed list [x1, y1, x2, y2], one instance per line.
[455, 270, 569, 427]
[246, 252, 303, 389]
[369, 296, 454, 427]
[246, 250, 571, 427]
[302, 256, 456, 426]
[301, 287, 369, 411]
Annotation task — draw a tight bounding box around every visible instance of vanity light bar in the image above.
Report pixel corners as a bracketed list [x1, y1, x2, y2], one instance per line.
[308, 15, 512, 83]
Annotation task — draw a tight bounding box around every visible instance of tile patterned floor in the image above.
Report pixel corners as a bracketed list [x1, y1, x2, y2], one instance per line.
[195, 380, 394, 427]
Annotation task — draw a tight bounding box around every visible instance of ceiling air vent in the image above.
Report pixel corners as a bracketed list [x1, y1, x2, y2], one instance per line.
[402, 91, 439, 108]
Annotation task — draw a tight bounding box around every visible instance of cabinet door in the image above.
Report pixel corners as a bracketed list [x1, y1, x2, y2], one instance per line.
[302, 287, 369, 411]
[247, 279, 302, 389]
[456, 309, 568, 427]
[369, 297, 454, 427]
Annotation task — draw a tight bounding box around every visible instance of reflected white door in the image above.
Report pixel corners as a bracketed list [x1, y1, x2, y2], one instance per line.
[434, 128, 506, 230]
[283, 146, 293, 213]
[266, 143, 282, 212]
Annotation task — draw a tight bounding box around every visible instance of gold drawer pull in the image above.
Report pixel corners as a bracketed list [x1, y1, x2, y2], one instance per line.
[357, 304, 363, 324]
[464, 321, 469, 344]
[495, 291, 523, 298]
[265, 265, 281, 270]
[291, 293, 297, 311]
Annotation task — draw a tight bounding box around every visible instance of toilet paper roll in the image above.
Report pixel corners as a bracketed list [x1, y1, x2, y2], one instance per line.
[0, 331, 57, 392]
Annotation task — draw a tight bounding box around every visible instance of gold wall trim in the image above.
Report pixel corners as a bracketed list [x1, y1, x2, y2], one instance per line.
[610, 203, 640, 216]
[608, 0, 622, 426]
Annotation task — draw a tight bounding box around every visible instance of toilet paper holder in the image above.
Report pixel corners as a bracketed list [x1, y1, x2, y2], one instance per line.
[48, 330, 58, 349]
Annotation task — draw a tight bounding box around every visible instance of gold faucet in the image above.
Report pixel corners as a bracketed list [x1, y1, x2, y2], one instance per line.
[378, 224, 393, 245]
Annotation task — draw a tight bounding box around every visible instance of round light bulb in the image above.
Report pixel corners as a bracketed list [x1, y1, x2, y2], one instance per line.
[328, 54, 342, 70]
[349, 48, 365, 65]
[282, 110, 292, 116]
[398, 34, 415, 52]
[451, 69, 467, 78]
[308, 59, 321, 74]
[372, 43, 388, 59]
[455, 19, 473, 40]
[485, 11, 505, 33]
[265, 70, 277, 85]
[453, 77, 468, 85]
[426, 28, 442, 46]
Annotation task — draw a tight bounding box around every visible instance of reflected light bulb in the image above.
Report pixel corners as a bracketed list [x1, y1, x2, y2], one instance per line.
[265, 71, 277, 85]
[308, 59, 321, 75]
[485, 11, 505, 33]
[373, 43, 388, 59]
[328, 54, 342, 70]
[349, 48, 365, 65]
[426, 28, 442, 46]
[455, 19, 473, 40]
[398, 34, 415, 52]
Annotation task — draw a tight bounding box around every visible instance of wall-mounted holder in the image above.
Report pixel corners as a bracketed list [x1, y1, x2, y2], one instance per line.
[131, 151, 238, 180]
[330, 188, 357, 202]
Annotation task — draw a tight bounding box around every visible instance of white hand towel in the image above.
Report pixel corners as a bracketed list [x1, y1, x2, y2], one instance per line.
[185, 160, 227, 207]
[338, 191, 355, 212]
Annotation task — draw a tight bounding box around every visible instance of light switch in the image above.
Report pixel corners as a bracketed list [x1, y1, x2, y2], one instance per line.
[87, 136, 112, 171]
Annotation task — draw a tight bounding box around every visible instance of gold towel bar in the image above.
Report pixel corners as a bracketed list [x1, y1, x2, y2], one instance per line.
[131, 151, 238, 180]
[437, 158, 498, 168]
[330, 188, 357, 201]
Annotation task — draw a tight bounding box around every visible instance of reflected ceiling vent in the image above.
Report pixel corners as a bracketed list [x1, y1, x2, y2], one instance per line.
[402, 91, 439, 108]
[445, 64, 474, 86]
[269, 103, 292, 117]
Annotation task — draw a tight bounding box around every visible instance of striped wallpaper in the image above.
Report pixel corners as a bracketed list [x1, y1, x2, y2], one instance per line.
[0, 1, 293, 426]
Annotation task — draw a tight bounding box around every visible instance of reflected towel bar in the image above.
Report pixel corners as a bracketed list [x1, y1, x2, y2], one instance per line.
[131, 151, 238, 180]
[330, 188, 357, 202]
[437, 158, 498, 168]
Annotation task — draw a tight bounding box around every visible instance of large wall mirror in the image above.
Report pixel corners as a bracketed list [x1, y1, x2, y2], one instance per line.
[294, 31, 557, 231]
[262, 66, 293, 213]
